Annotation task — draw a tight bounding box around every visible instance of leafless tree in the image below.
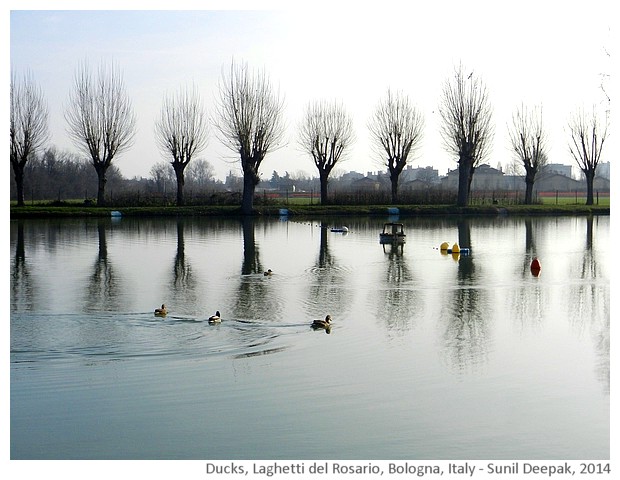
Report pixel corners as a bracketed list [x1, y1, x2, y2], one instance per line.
[155, 85, 209, 206]
[567, 106, 609, 205]
[65, 60, 136, 206]
[298, 100, 355, 204]
[439, 64, 494, 206]
[369, 89, 424, 203]
[507, 104, 548, 204]
[150, 161, 175, 195]
[186, 158, 216, 189]
[213, 60, 286, 214]
[10, 70, 49, 206]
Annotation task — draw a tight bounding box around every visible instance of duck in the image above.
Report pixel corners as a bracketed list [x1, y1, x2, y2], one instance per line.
[311, 315, 332, 330]
[154, 304, 167, 316]
[208, 311, 222, 324]
[263, 269, 273, 276]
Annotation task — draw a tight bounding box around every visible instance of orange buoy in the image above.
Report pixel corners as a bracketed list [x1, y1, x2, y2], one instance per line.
[530, 258, 541, 276]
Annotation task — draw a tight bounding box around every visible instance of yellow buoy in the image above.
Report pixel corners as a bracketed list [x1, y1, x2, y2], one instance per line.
[440, 242, 449, 251]
[451, 243, 460, 253]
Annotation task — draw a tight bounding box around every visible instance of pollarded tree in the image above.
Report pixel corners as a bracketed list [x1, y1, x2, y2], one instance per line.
[298, 100, 355, 204]
[65, 60, 136, 206]
[567, 106, 609, 205]
[439, 64, 494, 206]
[10, 70, 49, 206]
[214, 60, 286, 215]
[507, 104, 548, 204]
[155, 85, 209, 206]
[368, 89, 424, 203]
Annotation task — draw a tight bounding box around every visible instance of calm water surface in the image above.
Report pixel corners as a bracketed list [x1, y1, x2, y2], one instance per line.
[10, 215, 610, 460]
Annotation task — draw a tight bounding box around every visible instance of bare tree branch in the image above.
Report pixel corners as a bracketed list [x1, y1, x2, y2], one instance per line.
[10, 70, 49, 206]
[298, 99, 354, 204]
[65, 60, 136, 206]
[368, 88, 424, 203]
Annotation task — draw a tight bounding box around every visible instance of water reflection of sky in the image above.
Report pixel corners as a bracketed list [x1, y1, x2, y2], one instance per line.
[10, 215, 610, 460]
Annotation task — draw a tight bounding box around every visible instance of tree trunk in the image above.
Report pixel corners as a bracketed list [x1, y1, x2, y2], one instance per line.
[241, 173, 257, 215]
[96, 165, 107, 206]
[524, 180, 534, 205]
[174, 165, 186, 206]
[319, 172, 329, 205]
[523, 166, 537, 205]
[390, 172, 399, 204]
[457, 160, 472, 207]
[585, 170, 595, 205]
[13, 165, 25, 207]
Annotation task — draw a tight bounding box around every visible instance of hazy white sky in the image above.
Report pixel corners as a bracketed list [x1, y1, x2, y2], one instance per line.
[7, 0, 615, 182]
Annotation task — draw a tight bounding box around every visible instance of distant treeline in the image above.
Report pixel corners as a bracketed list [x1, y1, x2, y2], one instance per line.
[9, 147, 608, 208]
[10, 148, 228, 205]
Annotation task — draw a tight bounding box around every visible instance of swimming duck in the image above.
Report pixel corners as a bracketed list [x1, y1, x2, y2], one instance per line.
[311, 315, 332, 329]
[208, 311, 222, 324]
[263, 269, 273, 276]
[154, 304, 167, 316]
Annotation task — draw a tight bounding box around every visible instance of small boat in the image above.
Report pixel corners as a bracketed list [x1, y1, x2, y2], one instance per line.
[379, 223, 406, 244]
[330, 226, 349, 233]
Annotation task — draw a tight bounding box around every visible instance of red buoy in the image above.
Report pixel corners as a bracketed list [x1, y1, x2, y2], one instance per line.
[530, 258, 541, 276]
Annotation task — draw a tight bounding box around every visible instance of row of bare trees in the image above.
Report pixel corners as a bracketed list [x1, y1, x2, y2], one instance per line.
[10, 61, 610, 210]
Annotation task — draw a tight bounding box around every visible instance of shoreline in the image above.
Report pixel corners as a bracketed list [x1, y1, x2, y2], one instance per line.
[9, 204, 610, 219]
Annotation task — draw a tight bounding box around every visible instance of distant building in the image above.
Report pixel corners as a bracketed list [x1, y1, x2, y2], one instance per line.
[595, 161, 610, 180]
[400, 165, 440, 184]
[542, 163, 573, 178]
[593, 176, 610, 191]
[339, 170, 365, 185]
[351, 176, 381, 192]
[442, 163, 505, 191]
[535, 173, 581, 192]
[503, 175, 526, 192]
[402, 178, 434, 193]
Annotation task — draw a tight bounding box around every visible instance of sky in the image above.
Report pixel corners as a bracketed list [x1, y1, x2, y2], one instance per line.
[7, 1, 616, 183]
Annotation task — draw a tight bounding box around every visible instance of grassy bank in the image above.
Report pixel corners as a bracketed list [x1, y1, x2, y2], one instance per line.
[9, 202, 610, 218]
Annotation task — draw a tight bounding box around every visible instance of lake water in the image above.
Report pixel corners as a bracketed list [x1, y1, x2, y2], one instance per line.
[9, 214, 610, 460]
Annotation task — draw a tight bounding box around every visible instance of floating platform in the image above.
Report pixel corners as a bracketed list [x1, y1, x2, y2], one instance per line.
[379, 223, 406, 244]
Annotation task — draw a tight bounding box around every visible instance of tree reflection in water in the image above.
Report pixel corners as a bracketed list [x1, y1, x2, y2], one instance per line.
[232, 217, 283, 324]
[11, 220, 36, 311]
[85, 219, 121, 312]
[439, 218, 490, 372]
[304, 222, 353, 326]
[571, 216, 609, 393]
[168, 218, 198, 311]
[376, 240, 418, 335]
